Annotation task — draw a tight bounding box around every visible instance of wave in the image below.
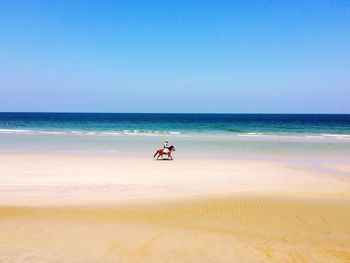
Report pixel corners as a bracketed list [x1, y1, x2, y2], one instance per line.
[320, 134, 350, 138]
[0, 128, 183, 137]
[1, 128, 350, 140]
[0, 129, 34, 134]
[122, 130, 182, 136]
[71, 131, 84, 134]
[234, 133, 350, 140]
[237, 132, 265, 137]
[37, 131, 66, 135]
[100, 132, 121, 135]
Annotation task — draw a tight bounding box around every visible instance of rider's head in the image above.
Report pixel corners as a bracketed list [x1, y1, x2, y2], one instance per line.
[165, 140, 169, 142]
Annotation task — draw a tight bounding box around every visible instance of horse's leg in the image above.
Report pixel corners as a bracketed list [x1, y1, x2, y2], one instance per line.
[157, 150, 163, 160]
[153, 150, 159, 159]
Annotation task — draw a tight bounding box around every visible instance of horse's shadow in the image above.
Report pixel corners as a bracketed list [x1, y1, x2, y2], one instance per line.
[154, 158, 173, 161]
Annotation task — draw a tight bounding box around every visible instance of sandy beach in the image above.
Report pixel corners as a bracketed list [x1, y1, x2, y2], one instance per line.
[2, 0, 350, 260]
[1, 154, 350, 262]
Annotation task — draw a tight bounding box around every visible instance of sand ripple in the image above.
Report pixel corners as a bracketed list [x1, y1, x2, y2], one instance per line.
[1, 198, 350, 262]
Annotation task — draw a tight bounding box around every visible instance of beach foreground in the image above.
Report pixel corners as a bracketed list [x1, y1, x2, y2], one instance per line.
[1, 154, 350, 262]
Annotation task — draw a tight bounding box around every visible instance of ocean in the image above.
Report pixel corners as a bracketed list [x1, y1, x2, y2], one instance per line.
[1, 113, 350, 136]
[1, 113, 350, 160]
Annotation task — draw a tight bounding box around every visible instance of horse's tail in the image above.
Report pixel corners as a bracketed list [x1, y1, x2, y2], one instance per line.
[153, 150, 159, 158]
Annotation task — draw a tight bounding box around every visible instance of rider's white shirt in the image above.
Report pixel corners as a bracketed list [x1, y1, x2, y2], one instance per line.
[163, 143, 169, 153]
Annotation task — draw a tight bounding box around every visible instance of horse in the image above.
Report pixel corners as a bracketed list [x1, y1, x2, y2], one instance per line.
[153, 145, 176, 160]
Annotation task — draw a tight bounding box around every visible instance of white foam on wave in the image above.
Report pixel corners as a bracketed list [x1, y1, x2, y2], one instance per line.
[169, 131, 181, 135]
[321, 134, 350, 138]
[71, 131, 84, 135]
[1, 128, 348, 141]
[121, 129, 182, 136]
[237, 132, 265, 137]
[305, 135, 322, 138]
[38, 131, 67, 135]
[0, 129, 34, 134]
[232, 133, 350, 141]
[100, 132, 121, 136]
[123, 132, 159, 136]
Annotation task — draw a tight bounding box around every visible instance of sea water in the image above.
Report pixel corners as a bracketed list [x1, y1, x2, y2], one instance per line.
[0, 113, 349, 161]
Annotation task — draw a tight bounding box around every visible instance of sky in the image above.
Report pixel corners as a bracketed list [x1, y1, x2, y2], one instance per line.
[0, 0, 349, 113]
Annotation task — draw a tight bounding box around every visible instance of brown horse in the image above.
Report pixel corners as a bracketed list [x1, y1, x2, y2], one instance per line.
[153, 145, 176, 160]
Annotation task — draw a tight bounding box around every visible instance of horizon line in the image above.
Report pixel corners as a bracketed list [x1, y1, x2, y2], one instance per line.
[0, 111, 349, 115]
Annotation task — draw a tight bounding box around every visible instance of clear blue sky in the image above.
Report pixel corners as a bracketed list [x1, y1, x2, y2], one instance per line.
[1, 0, 349, 113]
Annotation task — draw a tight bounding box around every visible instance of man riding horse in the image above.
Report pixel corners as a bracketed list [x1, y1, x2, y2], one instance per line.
[153, 140, 176, 160]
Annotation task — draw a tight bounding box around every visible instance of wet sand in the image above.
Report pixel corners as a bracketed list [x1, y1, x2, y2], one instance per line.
[0, 154, 350, 262]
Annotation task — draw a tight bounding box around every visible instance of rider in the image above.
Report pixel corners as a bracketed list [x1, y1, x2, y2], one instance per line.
[163, 140, 169, 153]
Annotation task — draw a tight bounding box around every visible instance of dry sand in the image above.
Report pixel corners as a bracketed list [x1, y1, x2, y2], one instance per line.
[0, 154, 350, 262]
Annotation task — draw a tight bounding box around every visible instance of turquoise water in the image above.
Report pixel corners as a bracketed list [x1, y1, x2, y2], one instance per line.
[0, 113, 349, 160]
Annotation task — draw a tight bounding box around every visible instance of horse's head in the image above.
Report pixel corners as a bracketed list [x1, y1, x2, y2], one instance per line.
[169, 145, 176, 151]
